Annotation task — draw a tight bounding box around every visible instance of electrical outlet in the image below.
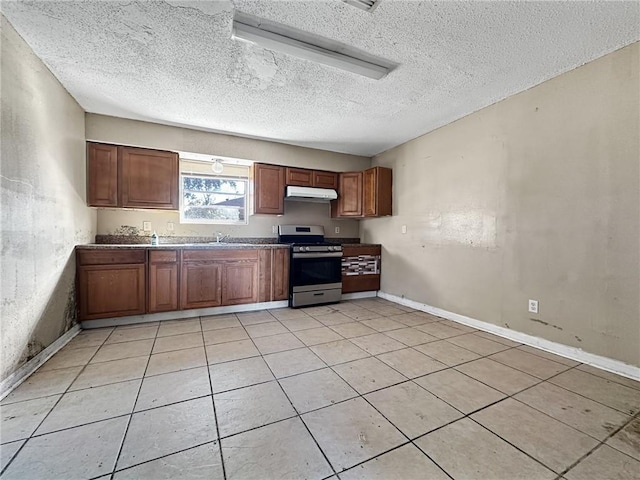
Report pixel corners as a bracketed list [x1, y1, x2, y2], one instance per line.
[272, 225, 277, 234]
[528, 299, 539, 314]
[335, 226, 340, 234]
[143, 221, 151, 231]
[167, 222, 174, 231]
[401, 225, 407, 234]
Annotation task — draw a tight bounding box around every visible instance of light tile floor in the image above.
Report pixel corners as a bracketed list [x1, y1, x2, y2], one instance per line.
[1, 298, 639, 479]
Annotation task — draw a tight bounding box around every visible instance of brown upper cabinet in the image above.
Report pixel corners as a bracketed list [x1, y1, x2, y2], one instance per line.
[120, 147, 179, 209]
[363, 167, 393, 217]
[86, 142, 179, 210]
[252, 163, 285, 215]
[87, 143, 118, 207]
[332, 167, 392, 218]
[251, 162, 391, 218]
[332, 172, 363, 217]
[286, 167, 339, 190]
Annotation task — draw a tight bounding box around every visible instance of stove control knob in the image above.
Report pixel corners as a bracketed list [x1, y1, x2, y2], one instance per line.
[305, 246, 311, 251]
[328, 246, 334, 251]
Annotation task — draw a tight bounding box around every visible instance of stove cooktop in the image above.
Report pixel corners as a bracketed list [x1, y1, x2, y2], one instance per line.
[289, 242, 343, 253]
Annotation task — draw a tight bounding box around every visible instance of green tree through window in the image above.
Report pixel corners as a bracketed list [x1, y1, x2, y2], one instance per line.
[181, 174, 247, 224]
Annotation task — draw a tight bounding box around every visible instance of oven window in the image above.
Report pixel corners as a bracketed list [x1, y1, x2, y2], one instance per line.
[291, 257, 342, 287]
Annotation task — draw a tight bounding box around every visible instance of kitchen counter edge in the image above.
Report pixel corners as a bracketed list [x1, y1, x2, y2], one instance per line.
[76, 243, 290, 250]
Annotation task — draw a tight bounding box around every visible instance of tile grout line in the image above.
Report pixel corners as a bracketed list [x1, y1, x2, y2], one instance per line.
[0, 327, 118, 476]
[569, 365, 640, 392]
[356, 391, 456, 480]
[444, 362, 633, 477]
[11, 328, 622, 479]
[105, 308, 640, 476]
[108, 322, 161, 480]
[99, 439, 220, 479]
[199, 314, 228, 480]
[240, 314, 341, 478]
[554, 409, 640, 477]
[316, 329, 462, 477]
[3, 301, 637, 478]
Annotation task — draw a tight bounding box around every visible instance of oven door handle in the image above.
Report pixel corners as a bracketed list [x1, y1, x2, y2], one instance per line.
[292, 252, 343, 259]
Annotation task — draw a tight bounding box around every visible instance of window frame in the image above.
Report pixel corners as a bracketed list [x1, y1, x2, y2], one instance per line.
[179, 172, 249, 225]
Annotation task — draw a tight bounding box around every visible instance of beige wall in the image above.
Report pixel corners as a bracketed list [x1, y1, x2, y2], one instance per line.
[86, 114, 370, 240]
[363, 43, 640, 366]
[0, 17, 96, 382]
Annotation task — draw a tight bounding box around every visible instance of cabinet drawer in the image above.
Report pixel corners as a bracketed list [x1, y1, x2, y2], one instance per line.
[78, 249, 146, 266]
[342, 245, 381, 257]
[313, 171, 338, 190]
[342, 274, 380, 293]
[182, 249, 259, 262]
[285, 167, 313, 187]
[149, 250, 178, 263]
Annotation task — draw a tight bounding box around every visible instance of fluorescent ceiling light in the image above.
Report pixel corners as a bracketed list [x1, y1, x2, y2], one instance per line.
[343, 0, 381, 12]
[231, 19, 391, 80]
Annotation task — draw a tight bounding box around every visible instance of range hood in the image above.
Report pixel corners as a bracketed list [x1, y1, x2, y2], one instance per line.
[285, 185, 338, 203]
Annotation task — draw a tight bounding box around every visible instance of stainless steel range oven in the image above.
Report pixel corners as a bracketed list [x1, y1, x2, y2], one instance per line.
[278, 225, 342, 308]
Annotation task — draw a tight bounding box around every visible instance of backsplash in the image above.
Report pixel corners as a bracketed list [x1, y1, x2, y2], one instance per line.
[96, 200, 360, 240]
[94, 235, 360, 245]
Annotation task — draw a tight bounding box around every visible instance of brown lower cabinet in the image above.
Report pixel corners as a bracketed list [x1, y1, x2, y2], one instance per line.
[148, 250, 179, 313]
[77, 246, 289, 321]
[180, 262, 223, 309]
[222, 262, 259, 305]
[180, 250, 259, 309]
[341, 245, 381, 293]
[256, 248, 289, 303]
[271, 248, 290, 301]
[77, 249, 146, 320]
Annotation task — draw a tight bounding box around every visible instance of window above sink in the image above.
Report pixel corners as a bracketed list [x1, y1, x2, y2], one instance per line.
[179, 157, 250, 225]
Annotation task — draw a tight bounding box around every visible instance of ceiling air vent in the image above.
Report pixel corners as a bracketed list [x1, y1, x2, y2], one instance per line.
[343, 0, 381, 12]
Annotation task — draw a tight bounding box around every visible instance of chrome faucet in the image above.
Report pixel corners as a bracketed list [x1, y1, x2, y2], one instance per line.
[215, 232, 229, 243]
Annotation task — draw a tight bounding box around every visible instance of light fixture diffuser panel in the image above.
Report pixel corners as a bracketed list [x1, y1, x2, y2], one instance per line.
[343, 0, 381, 12]
[231, 18, 392, 79]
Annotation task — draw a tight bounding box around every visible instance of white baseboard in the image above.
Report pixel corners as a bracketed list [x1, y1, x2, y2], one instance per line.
[342, 291, 378, 300]
[82, 300, 290, 329]
[0, 325, 81, 400]
[377, 291, 640, 381]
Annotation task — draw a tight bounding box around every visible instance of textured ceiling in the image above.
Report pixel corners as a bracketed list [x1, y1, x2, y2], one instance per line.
[2, 1, 639, 156]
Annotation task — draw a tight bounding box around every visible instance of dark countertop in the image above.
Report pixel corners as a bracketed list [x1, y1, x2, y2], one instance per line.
[342, 243, 382, 247]
[95, 235, 361, 245]
[76, 243, 289, 250]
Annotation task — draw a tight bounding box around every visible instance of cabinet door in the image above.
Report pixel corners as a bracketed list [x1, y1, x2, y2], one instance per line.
[257, 249, 272, 303]
[180, 262, 222, 309]
[272, 248, 290, 301]
[332, 172, 363, 217]
[285, 167, 313, 187]
[363, 167, 378, 217]
[87, 143, 118, 207]
[341, 244, 381, 293]
[313, 171, 339, 190]
[222, 261, 259, 305]
[120, 147, 179, 209]
[78, 264, 146, 320]
[253, 163, 285, 214]
[148, 251, 179, 313]
[364, 167, 392, 217]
